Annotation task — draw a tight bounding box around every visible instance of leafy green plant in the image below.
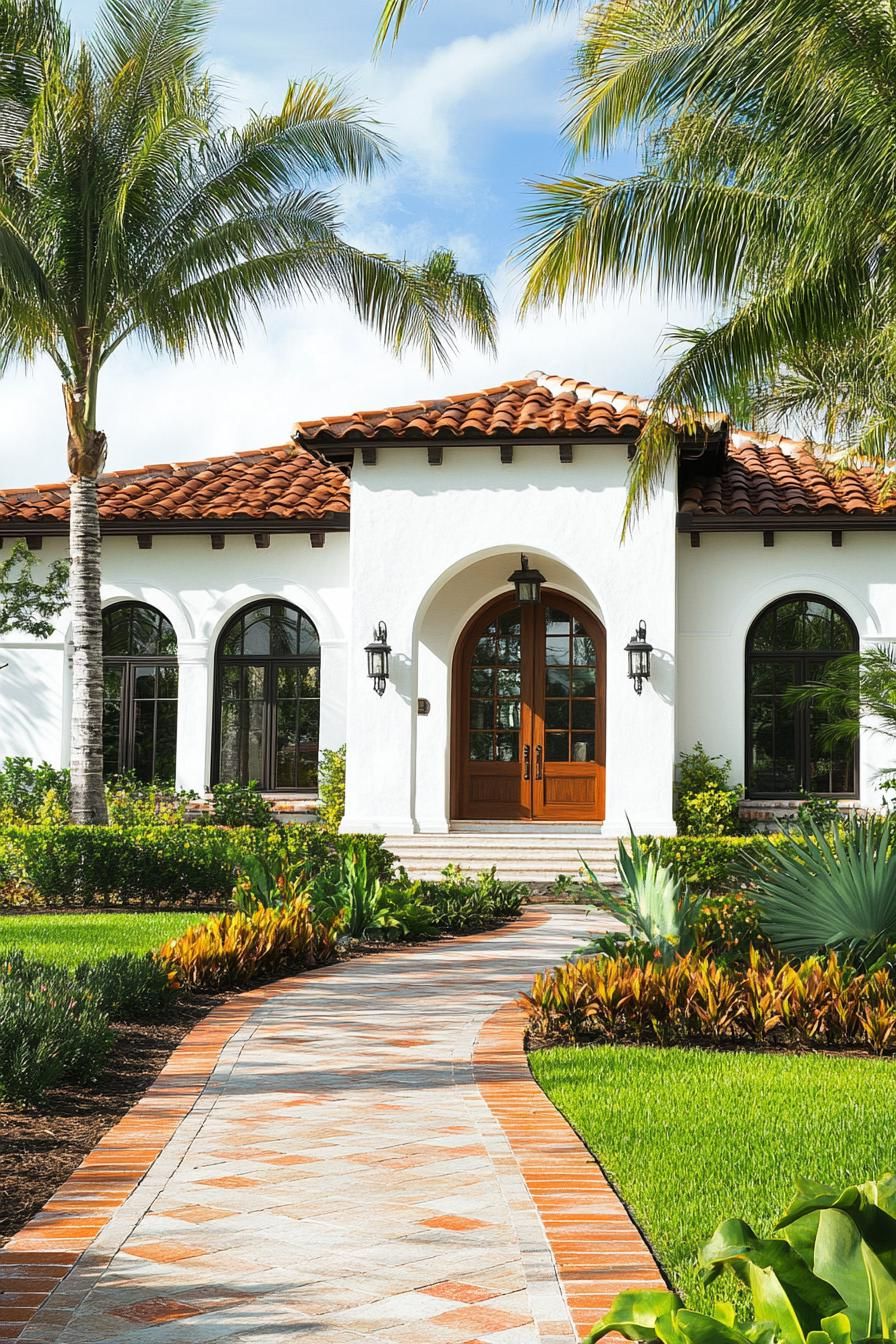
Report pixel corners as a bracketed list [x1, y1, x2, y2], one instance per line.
[318, 746, 346, 832]
[749, 814, 896, 962]
[675, 745, 742, 836]
[0, 981, 114, 1106]
[584, 832, 703, 962]
[586, 1174, 896, 1344]
[210, 781, 274, 828]
[312, 841, 434, 941]
[695, 891, 771, 962]
[0, 757, 70, 823]
[0, 542, 69, 640]
[795, 794, 842, 831]
[419, 865, 525, 933]
[105, 774, 198, 826]
[678, 785, 743, 838]
[0, 949, 177, 1021]
[232, 850, 309, 914]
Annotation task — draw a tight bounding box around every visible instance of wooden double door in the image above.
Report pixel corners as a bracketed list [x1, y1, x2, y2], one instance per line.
[453, 592, 606, 821]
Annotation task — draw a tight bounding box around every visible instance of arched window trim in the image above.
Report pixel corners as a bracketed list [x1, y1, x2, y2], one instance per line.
[102, 601, 179, 782]
[212, 600, 321, 793]
[745, 592, 859, 800]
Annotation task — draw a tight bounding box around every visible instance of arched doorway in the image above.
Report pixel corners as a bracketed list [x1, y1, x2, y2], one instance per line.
[452, 590, 606, 821]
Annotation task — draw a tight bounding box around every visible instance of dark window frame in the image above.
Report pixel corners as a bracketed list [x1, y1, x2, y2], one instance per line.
[102, 602, 179, 781]
[212, 601, 321, 793]
[745, 592, 859, 799]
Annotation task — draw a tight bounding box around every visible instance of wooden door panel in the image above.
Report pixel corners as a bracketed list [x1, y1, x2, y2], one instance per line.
[453, 591, 605, 823]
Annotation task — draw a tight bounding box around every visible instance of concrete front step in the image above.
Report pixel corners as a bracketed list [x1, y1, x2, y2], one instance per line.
[383, 831, 621, 884]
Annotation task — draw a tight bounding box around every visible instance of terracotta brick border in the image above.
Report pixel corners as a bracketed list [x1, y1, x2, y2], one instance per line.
[474, 1001, 666, 1341]
[0, 908, 549, 1342]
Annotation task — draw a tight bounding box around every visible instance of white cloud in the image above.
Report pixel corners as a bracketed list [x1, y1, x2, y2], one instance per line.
[0, 275, 709, 489]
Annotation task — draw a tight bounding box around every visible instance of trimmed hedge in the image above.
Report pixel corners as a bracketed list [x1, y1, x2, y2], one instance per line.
[0, 824, 396, 907]
[651, 834, 786, 893]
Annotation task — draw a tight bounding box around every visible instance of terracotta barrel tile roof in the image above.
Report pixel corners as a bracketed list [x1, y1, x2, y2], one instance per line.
[292, 371, 650, 443]
[2, 370, 896, 527]
[0, 444, 349, 526]
[680, 431, 896, 518]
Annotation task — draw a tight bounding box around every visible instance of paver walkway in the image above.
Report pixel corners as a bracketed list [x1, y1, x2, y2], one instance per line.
[20, 907, 604, 1344]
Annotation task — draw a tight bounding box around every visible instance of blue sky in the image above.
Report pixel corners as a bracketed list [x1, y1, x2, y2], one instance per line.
[0, 0, 705, 486]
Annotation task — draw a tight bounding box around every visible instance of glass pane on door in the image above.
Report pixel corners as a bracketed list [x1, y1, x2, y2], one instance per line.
[543, 607, 598, 762]
[468, 608, 521, 763]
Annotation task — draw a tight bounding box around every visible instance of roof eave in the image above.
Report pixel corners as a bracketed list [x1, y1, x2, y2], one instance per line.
[0, 513, 351, 538]
[677, 511, 896, 531]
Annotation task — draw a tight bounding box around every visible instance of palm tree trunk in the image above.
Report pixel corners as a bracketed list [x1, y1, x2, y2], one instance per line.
[69, 474, 108, 824]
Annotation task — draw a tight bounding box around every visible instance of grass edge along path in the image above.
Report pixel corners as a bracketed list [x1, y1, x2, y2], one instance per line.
[529, 1043, 896, 1314]
[0, 911, 201, 966]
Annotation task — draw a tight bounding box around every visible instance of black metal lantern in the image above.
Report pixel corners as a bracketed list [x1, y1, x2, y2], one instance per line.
[507, 553, 545, 605]
[625, 620, 653, 695]
[365, 621, 391, 696]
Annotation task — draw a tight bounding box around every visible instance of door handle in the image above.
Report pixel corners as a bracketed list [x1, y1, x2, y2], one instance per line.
[535, 744, 543, 780]
[523, 743, 531, 780]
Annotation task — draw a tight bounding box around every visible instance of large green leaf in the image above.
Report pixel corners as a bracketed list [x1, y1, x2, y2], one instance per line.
[779, 1178, 896, 1278]
[811, 1209, 896, 1340]
[583, 1290, 683, 1342]
[701, 1218, 844, 1329]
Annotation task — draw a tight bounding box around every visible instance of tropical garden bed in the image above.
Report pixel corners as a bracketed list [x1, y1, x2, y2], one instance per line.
[0, 762, 528, 1246]
[519, 747, 896, 1344]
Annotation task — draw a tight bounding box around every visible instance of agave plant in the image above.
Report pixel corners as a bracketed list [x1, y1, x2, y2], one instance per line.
[749, 814, 896, 962]
[582, 830, 703, 963]
[586, 1174, 896, 1344]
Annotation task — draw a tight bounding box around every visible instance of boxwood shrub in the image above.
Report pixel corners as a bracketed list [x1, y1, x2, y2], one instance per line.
[650, 834, 785, 894]
[0, 823, 397, 907]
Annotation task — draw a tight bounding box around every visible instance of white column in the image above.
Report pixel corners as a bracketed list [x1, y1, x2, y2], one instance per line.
[175, 640, 211, 794]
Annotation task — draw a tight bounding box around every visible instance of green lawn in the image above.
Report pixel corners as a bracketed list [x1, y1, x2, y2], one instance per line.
[530, 1044, 896, 1316]
[0, 912, 201, 966]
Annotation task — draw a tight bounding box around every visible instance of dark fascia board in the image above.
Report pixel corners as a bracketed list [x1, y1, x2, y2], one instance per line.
[296, 432, 639, 464]
[677, 512, 896, 533]
[0, 514, 351, 540]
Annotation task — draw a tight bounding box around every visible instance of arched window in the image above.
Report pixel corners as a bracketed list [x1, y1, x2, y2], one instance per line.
[215, 601, 320, 791]
[102, 602, 178, 781]
[746, 594, 858, 798]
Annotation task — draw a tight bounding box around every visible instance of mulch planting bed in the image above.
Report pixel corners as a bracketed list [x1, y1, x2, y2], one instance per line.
[0, 993, 226, 1247]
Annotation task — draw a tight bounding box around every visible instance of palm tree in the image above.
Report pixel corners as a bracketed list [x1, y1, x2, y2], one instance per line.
[380, 0, 896, 520]
[0, 0, 496, 823]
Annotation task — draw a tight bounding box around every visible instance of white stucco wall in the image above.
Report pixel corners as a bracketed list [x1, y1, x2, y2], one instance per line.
[0, 531, 351, 793]
[677, 530, 895, 806]
[342, 442, 678, 836]
[5, 458, 895, 829]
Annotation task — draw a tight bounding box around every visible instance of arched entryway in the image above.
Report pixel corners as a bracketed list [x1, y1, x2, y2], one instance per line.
[452, 589, 606, 821]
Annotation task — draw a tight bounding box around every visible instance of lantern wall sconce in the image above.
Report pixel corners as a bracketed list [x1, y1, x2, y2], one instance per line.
[365, 621, 391, 696]
[507, 553, 545, 605]
[625, 619, 654, 695]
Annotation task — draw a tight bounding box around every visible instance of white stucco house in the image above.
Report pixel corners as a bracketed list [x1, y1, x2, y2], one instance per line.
[0, 370, 891, 864]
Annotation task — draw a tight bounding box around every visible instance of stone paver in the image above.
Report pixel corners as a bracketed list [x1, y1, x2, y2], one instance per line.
[15, 907, 605, 1344]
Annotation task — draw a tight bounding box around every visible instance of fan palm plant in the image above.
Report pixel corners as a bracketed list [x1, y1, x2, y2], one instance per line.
[749, 814, 896, 962]
[0, 0, 496, 822]
[380, 0, 896, 520]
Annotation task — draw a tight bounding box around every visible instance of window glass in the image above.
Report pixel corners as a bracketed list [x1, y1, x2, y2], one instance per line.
[101, 605, 178, 782]
[746, 596, 857, 798]
[216, 601, 321, 790]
